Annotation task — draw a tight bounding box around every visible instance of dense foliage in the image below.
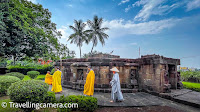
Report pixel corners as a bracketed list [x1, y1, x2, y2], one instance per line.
[0, 0, 61, 60]
[0, 0, 75, 62]
[43, 91, 56, 103]
[5, 72, 24, 80]
[182, 82, 200, 92]
[0, 76, 20, 96]
[8, 80, 49, 110]
[180, 71, 200, 83]
[58, 95, 98, 112]
[0, 57, 7, 67]
[27, 71, 40, 79]
[8, 63, 53, 74]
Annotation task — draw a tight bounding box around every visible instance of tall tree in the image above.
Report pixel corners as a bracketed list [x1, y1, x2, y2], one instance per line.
[87, 15, 109, 53]
[0, 0, 62, 63]
[68, 20, 87, 58]
[0, 7, 7, 56]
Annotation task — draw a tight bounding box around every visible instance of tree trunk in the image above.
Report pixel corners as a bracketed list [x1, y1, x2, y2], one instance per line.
[79, 46, 81, 58]
[91, 43, 95, 53]
[13, 56, 16, 65]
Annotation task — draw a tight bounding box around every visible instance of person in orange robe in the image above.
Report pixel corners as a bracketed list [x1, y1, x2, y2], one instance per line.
[45, 71, 52, 85]
[83, 66, 95, 96]
[51, 67, 62, 93]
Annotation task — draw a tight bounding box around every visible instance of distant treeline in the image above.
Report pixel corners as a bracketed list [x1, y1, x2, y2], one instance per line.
[180, 71, 200, 83]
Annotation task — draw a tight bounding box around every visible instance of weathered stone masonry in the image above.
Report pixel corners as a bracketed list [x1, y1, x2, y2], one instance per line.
[55, 54, 181, 93]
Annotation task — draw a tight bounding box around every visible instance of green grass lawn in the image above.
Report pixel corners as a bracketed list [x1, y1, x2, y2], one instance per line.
[0, 74, 46, 81]
[23, 75, 45, 81]
[182, 82, 200, 92]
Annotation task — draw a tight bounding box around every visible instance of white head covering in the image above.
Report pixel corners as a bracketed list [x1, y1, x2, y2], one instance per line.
[110, 67, 119, 72]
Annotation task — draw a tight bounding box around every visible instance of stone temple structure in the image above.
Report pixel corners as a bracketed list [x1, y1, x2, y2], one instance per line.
[55, 54, 181, 93]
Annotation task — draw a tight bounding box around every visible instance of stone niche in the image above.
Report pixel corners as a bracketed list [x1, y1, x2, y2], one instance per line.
[55, 54, 181, 93]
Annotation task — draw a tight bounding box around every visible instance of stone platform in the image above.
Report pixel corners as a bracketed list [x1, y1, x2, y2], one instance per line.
[159, 89, 200, 108]
[48, 86, 200, 112]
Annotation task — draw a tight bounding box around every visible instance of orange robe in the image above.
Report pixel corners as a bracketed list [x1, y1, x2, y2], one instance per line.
[45, 73, 52, 85]
[83, 70, 95, 96]
[51, 70, 62, 93]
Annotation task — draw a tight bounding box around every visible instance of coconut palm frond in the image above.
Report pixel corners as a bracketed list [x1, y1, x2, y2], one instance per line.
[86, 16, 109, 53]
[68, 19, 87, 58]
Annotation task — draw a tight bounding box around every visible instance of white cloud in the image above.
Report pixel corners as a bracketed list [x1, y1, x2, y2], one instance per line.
[125, 5, 132, 12]
[133, 0, 181, 21]
[102, 18, 181, 37]
[58, 26, 72, 39]
[186, 0, 200, 11]
[118, 0, 130, 5]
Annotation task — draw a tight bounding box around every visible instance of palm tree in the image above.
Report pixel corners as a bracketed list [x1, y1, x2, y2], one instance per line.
[87, 15, 109, 53]
[68, 20, 87, 58]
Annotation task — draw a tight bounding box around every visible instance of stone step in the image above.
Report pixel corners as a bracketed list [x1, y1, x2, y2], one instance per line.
[62, 85, 138, 93]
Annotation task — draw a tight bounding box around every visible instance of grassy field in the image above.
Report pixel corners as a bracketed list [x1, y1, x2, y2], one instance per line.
[0, 74, 46, 81]
[182, 82, 200, 92]
[23, 75, 46, 81]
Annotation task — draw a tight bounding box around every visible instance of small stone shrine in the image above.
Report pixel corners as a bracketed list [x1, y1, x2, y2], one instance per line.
[55, 54, 182, 93]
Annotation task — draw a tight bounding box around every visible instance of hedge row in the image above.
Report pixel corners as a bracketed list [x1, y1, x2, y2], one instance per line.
[7, 65, 53, 74]
[5, 72, 24, 80]
[58, 95, 98, 112]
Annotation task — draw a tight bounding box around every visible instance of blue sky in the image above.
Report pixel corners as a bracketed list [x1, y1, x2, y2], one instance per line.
[30, 0, 200, 68]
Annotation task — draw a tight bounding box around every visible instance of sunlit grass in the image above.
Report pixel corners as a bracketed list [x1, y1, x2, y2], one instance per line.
[182, 82, 200, 92]
[0, 74, 46, 81]
[23, 75, 45, 81]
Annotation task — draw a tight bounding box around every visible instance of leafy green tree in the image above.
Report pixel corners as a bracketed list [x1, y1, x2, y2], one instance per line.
[0, 3, 8, 56]
[87, 15, 109, 53]
[59, 44, 76, 59]
[0, 0, 62, 63]
[68, 20, 87, 58]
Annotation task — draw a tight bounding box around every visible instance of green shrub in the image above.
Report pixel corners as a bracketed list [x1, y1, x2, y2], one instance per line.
[0, 76, 20, 96]
[7, 80, 49, 111]
[7, 63, 53, 74]
[43, 91, 56, 103]
[182, 82, 200, 92]
[33, 80, 49, 90]
[57, 95, 97, 112]
[5, 72, 24, 80]
[27, 71, 40, 79]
